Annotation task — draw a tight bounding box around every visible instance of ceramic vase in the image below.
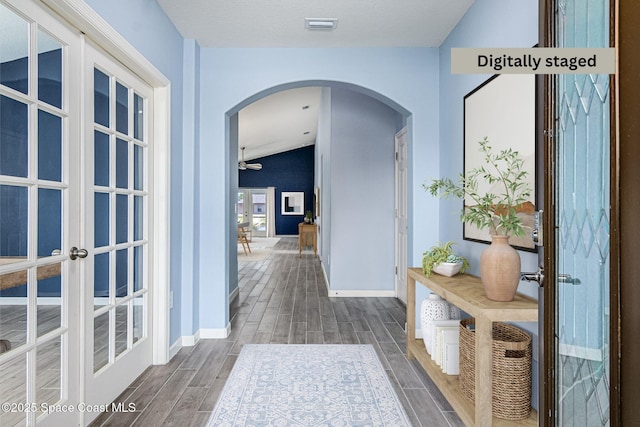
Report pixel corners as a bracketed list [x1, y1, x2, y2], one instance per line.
[480, 234, 521, 301]
[420, 293, 450, 354]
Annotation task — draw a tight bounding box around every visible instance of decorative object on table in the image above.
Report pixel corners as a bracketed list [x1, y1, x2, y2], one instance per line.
[459, 318, 532, 421]
[462, 74, 536, 251]
[425, 137, 532, 302]
[304, 210, 313, 223]
[420, 293, 450, 355]
[421, 241, 470, 277]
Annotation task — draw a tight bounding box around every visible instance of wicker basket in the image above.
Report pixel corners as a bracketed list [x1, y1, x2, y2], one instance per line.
[459, 318, 532, 421]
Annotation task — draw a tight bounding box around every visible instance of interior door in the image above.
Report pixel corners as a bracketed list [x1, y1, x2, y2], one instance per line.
[0, 1, 80, 425]
[82, 41, 153, 422]
[550, 0, 612, 424]
[395, 128, 408, 304]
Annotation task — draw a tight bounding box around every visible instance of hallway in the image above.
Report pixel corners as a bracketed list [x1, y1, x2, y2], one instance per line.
[91, 238, 463, 426]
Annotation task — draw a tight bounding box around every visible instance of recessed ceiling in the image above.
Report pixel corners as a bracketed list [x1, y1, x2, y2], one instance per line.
[238, 87, 321, 161]
[156, 0, 475, 48]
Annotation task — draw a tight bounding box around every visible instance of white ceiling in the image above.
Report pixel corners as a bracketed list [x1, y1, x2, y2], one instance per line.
[155, 0, 475, 161]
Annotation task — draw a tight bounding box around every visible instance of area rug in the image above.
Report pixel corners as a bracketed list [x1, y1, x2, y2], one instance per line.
[207, 344, 412, 426]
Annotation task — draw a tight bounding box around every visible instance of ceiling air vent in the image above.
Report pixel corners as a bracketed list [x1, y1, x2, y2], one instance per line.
[304, 18, 338, 30]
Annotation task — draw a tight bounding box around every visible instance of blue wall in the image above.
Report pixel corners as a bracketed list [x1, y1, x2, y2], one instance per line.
[239, 146, 315, 235]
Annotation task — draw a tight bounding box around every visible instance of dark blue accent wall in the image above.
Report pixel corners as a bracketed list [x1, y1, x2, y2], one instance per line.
[239, 145, 314, 235]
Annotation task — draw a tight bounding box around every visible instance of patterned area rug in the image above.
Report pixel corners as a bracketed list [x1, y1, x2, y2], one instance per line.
[207, 344, 412, 426]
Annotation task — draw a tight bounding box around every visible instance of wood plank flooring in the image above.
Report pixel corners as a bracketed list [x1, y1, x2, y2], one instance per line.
[91, 238, 464, 426]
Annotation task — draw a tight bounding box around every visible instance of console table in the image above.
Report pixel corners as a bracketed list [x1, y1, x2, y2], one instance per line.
[406, 267, 538, 426]
[298, 223, 317, 257]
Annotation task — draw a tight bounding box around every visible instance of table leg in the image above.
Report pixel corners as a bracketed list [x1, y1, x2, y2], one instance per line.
[475, 315, 493, 426]
[406, 274, 416, 360]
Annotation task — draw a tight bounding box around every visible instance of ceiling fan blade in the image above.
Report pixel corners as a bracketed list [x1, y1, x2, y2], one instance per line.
[245, 163, 262, 170]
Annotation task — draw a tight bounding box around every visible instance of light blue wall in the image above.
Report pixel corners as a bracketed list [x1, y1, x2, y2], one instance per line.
[84, 0, 186, 344]
[437, 0, 540, 409]
[329, 88, 401, 291]
[438, 0, 540, 299]
[198, 48, 441, 331]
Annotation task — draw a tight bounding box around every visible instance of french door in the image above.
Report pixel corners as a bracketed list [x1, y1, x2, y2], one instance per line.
[0, 0, 153, 425]
[81, 41, 153, 421]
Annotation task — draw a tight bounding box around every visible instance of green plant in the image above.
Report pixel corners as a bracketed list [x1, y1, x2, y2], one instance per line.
[305, 210, 313, 220]
[423, 137, 532, 237]
[422, 241, 470, 277]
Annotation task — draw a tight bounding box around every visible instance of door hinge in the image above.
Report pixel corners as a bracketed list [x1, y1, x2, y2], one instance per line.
[395, 151, 398, 161]
[395, 266, 398, 275]
[543, 129, 555, 138]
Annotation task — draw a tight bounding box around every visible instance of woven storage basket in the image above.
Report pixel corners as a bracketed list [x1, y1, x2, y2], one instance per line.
[459, 318, 532, 421]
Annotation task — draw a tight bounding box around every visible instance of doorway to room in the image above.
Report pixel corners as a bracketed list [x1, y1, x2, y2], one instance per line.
[237, 188, 268, 239]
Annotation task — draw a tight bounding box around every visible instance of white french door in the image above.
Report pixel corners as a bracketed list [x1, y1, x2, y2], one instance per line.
[81, 42, 153, 421]
[0, 1, 155, 425]
[0, 0, 80, 425]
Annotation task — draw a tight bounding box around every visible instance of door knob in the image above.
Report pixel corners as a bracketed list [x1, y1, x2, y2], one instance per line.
[520, 268, 545, 286]
[69, 247, 88, 260]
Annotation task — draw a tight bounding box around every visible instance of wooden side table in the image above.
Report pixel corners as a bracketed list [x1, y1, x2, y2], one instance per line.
[298, 223, 317, 257]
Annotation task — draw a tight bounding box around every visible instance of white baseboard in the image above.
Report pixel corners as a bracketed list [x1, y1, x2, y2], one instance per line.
[199, 324, 231, 339]
[169, 337, 183, 360]
[229, 287, 240, 304]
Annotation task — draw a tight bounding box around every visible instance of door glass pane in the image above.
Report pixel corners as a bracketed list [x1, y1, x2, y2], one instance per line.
[38, 188, 62, 257]
[37, 272, 62, 337]
[38, 110, 62, 182]
[133, 93, 143, 141]
[114, 304, 127, 357]
[116, 138, 128, 189]
[37, 30, 62, 109]
[94, 131, 109, 186]
[134, 196, 143, 241]
[115, 248, 127, 298]
[0, 95, 28, 178]
[133, 295, 143, 345]
[116, 194, 128, 244]
[0, 270, 27, 347]
[555, 0, 610, 425]
[0, 4, 29, 94]
[115, 81, 128, 134]
[0, 185, 28, 263]
[134, 144, 143, 190]
[94, 252, 109, 304]
[0, 354, 27, 426]
[133, 246, 143, 292]
[94, 192, 109, 248]
[93, 312, 109, 373]
[36, 337, 62, 411]
[94, 69, 109, 127]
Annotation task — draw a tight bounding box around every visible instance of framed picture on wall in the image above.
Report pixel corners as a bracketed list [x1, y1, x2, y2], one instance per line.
[463, 73, 537, 251]
[281, 192, 304, 215]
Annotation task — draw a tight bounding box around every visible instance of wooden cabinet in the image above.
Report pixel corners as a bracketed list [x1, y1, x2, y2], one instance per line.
[298, 223, 317, 257]
[406, 268, 538, 426]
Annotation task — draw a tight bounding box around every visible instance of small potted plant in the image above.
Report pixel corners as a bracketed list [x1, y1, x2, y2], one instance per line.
[304, 210, 313, 223]
[422, 241, 470, 277]
[424, 137, 532, 301]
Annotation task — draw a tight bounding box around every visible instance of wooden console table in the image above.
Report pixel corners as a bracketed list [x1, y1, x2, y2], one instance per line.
[298, 223, 317, 257]
[406, 268, 538, 426]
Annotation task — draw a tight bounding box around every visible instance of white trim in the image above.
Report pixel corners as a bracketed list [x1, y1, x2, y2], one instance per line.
[40, 0, 172, 366]
[559, 343, 603, 362]
[328, 289, 397, 298]
[199, 325, 232, 339]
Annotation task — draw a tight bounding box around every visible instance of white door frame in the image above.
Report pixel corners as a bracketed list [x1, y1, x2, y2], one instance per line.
[395, 127, 408, 304]
[41, 0, 171, 365]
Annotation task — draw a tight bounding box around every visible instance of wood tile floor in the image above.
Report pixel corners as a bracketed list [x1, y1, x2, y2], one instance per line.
[91, 238, 463, 426]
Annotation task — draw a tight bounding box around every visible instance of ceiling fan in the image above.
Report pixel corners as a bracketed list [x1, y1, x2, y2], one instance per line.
[238, 147, 262, 171]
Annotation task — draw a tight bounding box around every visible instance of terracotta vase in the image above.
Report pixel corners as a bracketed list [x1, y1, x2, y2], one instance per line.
[480, 235, 521, 302]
